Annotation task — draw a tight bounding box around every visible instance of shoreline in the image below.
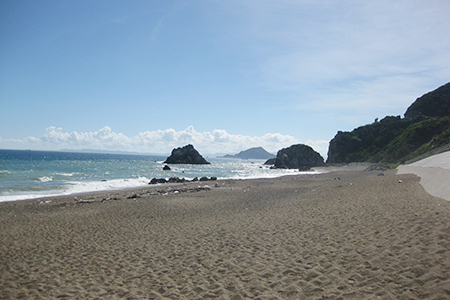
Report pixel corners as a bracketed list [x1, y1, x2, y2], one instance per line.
[0, 163, 376, 204]
[1, 168, 449, 299]
[0, 172, 318, 205]
[0, 171, 311, 205]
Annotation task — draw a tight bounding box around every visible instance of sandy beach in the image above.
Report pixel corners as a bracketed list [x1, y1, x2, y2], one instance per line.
[1, 169, 450, 299]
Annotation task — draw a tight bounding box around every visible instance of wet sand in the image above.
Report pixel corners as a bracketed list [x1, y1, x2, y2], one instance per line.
[1, 169, 450, 299]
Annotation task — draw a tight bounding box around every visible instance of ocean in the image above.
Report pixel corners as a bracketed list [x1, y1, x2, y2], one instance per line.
[0, 149, 317, 202]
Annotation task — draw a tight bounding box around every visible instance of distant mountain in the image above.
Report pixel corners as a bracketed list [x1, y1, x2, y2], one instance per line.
[327, 83, 450, 165]
[223, 147, 275, 159]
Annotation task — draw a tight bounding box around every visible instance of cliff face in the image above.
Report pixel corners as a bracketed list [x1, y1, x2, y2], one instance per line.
[327, 116, 411, 164]
[404, 83, 450, 119]
[327, 83, 450, 165]
[275, 144, 324, 170]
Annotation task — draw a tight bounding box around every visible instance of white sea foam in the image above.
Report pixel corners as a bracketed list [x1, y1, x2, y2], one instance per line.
[55, 172, 74, 177]
[0, 152, 324, 203]
[228, 169, 320, 180]
[65, 177, 151, 195]
[0, 168, 322, 202]
[37, 176, 53, 182]
[0, 177, 152, 202]
[0, 191, 62, 202]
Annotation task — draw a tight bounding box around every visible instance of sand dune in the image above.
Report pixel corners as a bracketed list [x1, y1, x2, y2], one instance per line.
[1, 169, 450, 299]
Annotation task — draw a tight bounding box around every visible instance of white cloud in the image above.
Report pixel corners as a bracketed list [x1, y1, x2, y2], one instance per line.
[0, 126, 326, 156]
[222, 0, 450, 120]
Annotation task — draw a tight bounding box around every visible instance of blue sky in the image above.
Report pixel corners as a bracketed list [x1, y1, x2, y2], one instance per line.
[1, 0, 449, 158]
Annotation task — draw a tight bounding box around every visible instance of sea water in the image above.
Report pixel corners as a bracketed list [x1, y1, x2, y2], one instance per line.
[0, 149, 318, 202]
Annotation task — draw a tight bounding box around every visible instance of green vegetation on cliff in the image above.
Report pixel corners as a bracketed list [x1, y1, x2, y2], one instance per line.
[327, 83, 450, 165]
[404, 82, 450, 119]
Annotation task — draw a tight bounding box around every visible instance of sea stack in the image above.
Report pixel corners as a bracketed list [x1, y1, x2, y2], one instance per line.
[273, 144, 324, 170]
[164, 144, 210, 164]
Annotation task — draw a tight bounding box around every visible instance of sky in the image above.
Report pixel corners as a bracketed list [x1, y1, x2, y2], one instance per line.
[1, 0, 449, 158]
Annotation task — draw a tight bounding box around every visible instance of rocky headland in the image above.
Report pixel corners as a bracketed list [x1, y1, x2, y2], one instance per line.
[327, 82, 450, 165]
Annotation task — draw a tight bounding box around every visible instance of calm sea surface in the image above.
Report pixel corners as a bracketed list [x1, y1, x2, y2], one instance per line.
[0, 149, 316, 202]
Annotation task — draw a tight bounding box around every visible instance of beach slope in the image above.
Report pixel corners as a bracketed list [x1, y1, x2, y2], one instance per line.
[1, 170, 450, 299]
[397, 151, 450, 201]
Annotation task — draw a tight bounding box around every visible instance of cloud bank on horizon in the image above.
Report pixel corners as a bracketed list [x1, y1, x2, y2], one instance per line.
[0, 126, 330, 158]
